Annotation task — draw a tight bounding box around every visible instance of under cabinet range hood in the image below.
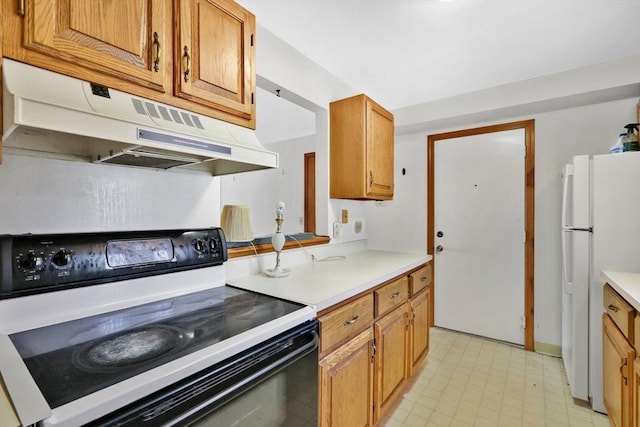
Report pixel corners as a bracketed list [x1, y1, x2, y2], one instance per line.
[2, 59, 278, 175]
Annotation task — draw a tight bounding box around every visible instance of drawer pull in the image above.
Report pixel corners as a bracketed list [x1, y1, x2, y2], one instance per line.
[608, 304, 620, 313]
[343, 315, 359, 326]
[390, 292, 400, 299]
[421, 276, 428, 283]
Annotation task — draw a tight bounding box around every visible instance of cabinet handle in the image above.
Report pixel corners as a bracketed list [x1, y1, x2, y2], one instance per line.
[17, 0, 25, 16]
[152, 32, 161, 72]
[343, 315, 359, 326]
[369, 170, 374, 186]
[182, 46, 192, 82]
[390, 291, 400, 299]
[607, 304, 619, 313]
[421, 276, 428, 283]
[621, 358, 628, 385]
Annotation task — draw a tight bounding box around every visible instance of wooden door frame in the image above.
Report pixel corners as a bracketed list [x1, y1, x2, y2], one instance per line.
[427, 119, 535, 351]
[304, 152, 316, 234]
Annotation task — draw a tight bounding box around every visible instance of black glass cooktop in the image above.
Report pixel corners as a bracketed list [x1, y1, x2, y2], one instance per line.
[9, 286, 304, 409]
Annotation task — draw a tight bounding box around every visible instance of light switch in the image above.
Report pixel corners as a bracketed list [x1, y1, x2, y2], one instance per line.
[341, 209, 348, 223]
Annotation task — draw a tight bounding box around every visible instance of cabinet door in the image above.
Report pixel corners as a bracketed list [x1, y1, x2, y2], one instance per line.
[603, 314, 635, 427]
[409, 288, 430, 376]
[366, 98, 394, 199]
[175, 0, 255, 125]
[329, 94, 394, 201]
[319, 328, 374, 427]
[22, 0, 169, 91]
[374, 303, 409, 422]
[634, 358, 640, 427]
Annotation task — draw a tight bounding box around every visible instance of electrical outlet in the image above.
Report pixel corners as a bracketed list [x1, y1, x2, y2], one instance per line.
[333, 222, 343, 237]
[341, 209, 348, 223]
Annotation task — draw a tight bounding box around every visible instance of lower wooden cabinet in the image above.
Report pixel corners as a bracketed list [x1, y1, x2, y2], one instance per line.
[318, 262, 432, 427]
[603, 313, 635, 427]
[408, 288, 430, 375]
[374, 303, 409, 421]
[319, 327, 374, 427]
[635, 358, 640, 427]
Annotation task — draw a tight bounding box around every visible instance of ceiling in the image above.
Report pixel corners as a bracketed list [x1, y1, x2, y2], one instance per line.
[239, 0, 640, 143]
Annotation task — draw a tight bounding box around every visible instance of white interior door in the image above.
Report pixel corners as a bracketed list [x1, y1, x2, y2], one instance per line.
[434, 129, 525, 345]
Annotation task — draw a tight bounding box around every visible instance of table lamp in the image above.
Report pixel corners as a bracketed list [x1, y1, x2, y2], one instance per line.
[220, 205, 254, 243]
[264, 201, 291, 278]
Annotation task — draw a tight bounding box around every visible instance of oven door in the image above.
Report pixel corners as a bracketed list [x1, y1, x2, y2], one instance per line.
[89, 320, 319, 427]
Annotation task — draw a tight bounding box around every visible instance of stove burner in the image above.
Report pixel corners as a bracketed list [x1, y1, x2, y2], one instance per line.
[73, 325, 185, 372]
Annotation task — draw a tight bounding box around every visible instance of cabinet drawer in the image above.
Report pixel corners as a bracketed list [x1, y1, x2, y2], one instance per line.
[375, 277, 409, 317]
[319, 294, 374, 353]
[410, 264, 432, 296]
[604, 284, 635, 341]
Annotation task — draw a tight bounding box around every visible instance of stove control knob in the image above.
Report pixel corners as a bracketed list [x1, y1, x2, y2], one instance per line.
[19, 252, 39, 269]
[209, 239, 218, 251]
[52, 250, 72, 267]
[193, 239, 206, 253]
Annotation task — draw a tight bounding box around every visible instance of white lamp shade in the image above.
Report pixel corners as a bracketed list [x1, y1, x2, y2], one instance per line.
[221, 205, 254, 242]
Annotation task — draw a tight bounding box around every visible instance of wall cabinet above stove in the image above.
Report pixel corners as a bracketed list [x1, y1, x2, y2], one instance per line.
[2, 0, 256, 129]
[330, 94, 395, 200]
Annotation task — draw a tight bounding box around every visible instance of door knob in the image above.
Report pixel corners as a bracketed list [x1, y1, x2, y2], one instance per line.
[436, 245, 443, 253]
[437, 231, 444, 238]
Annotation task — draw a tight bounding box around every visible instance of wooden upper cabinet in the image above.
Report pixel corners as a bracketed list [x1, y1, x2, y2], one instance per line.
[3, 0, 256, 128]
[21, 0, 170, 92]
[330, 94, 394, 200]
[175, 0, 255, 126]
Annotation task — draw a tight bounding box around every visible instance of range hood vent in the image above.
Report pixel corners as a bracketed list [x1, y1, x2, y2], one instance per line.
[2, 59, 278, 175]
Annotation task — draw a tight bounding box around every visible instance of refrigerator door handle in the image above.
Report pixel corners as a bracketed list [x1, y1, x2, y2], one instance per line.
[561, 164, 574, 295]
[561, 164, 573, 228]
[561, 229, 573, 295]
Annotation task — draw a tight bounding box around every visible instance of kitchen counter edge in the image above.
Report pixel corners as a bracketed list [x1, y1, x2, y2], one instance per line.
[227, 250, 432, 312]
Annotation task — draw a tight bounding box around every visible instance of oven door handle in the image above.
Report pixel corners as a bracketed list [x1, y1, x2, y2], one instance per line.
[165, 329, 319, 426]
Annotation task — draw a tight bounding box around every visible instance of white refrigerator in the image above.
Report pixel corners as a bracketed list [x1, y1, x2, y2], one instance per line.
[561, 152, 640, 413]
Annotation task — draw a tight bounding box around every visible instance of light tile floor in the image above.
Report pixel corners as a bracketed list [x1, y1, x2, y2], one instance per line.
[382, 327, 611, 427]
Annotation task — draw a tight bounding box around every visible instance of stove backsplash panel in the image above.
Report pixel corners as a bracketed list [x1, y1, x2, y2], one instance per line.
[0, 153, 221, 234]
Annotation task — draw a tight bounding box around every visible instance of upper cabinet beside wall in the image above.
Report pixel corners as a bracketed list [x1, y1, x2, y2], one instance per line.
[2, 0, 256, 129]
[175, 0, 255, 127]
[330, 94, 394, 200]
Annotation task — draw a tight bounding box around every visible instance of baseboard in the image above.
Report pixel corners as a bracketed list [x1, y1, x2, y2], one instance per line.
[534, 341, 562, 357]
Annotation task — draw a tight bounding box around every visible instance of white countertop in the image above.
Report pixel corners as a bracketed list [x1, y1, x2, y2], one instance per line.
[227, 250, 432, 311]
[602, 271, 640, 311]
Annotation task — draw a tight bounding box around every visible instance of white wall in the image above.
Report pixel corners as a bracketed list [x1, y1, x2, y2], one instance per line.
[366, 97, 640, 348]
[364, 135, 428, 254]
[0, 154, 220, 234]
